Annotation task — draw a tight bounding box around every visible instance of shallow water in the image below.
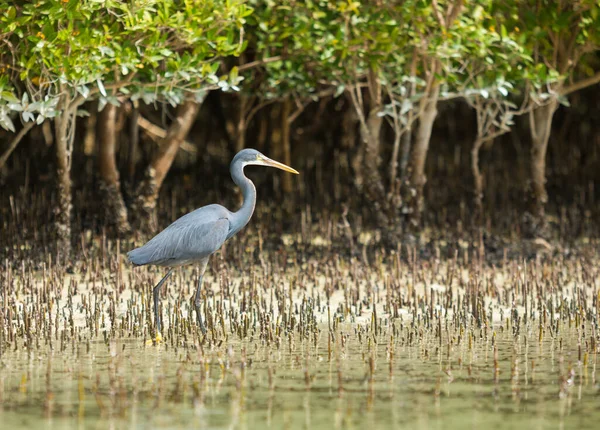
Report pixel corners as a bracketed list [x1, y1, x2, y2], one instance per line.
[1, 323, 597, 430]
[2, 248, 599, 429]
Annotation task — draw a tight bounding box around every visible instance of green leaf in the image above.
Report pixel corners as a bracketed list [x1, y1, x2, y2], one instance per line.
[22, 111, 35, 123]
[230, 66, 239, 81]
[97, 79, 107, 97]
[0, 113, 15, 132]
[1, 92, 20, 103]
[98, 97, 108, 112]
[558, 95, 570, 107]
[77, 86, 90, 99]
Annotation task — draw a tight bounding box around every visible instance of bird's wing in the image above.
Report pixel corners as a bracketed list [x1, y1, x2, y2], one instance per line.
[128, 216, 230, 266]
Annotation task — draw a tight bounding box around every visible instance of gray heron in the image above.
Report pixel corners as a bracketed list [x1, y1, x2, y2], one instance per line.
[127, 148, 299, 337]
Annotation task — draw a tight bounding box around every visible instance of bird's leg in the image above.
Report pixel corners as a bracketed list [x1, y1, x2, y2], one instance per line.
[194, 275, 206, 334]
[153, 268, 173, 335]
[194, 260, 208, 334]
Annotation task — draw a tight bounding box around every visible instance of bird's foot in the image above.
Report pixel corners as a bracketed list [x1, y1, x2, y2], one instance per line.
[146, 331, 163, 346]
[195, 305, 207, 335]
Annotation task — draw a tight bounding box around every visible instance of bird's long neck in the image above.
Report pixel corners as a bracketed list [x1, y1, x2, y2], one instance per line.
[229, 160, 256, 237]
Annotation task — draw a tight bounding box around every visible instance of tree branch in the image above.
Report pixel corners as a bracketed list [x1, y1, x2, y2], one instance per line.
[285, 88, 336, 125]
[137, 115, 197, 154]
[446, 0, 464, 27]
[237, 56, 284, 72]
[560, 72, 600, 96]
[561, 14, 582, 74]
[246, 99, 276, 125]
[431, 0, 446, 29]
[0, 121, 35, 170]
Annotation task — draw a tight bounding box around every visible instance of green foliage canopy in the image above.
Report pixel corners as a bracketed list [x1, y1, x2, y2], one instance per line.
[0, 0, 250, 130]
[1, 0, 599, 132]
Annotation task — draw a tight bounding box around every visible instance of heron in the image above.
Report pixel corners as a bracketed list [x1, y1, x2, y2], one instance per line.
[127, 148, 298, 337]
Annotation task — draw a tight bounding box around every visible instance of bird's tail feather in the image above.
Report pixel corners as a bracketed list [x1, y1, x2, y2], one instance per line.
[127, 247, 150, 266]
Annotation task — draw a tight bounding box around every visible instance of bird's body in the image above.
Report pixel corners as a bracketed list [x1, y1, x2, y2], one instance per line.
[128, 204, 231, 267]
[127, 148, 298, 336]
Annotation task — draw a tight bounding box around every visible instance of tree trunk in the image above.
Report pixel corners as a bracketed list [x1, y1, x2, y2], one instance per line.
[236, 97, 247, 153]
[340, 106, 361, 195]
[471, 137, 484, 217]
[257, 111, 267, 151]
[98, 103, 131, 236]
[281, 98, 293, 193]
[269, 105, 283, 196]
[358, 92, 390, 231]
[133, 99, 201, 232]
[348, 70, 389, 231]
[360, 107, 385, 205]
[388, 125, 405, 217]
[409, 85, 440, 221]
[42, 121, 53, 147]
[529, 100, 558, 220]
[388, 124, 402, 192]
[363, 70, 385, 205]
[83, 106, 97, 156]
[350, 139, 364, 192]
[399, 124, 412, 181]
[128, 102, 139, 183]
[270, 105, 283, 159]
[399, 58, 416, 182]
[340, 105, 358, 150]
[54, 109, 74, 260]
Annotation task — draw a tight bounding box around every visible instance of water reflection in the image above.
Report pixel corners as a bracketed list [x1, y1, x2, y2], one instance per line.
[0, 324, 598, 429]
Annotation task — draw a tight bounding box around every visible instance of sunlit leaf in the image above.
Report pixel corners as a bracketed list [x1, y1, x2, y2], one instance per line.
[97, 79, 107, 97]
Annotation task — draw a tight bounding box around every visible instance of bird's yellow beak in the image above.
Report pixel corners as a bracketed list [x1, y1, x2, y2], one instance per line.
[258, 155, 299, 174]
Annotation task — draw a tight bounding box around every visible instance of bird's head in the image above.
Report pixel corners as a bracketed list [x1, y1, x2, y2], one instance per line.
[234, 148, 299, 174]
